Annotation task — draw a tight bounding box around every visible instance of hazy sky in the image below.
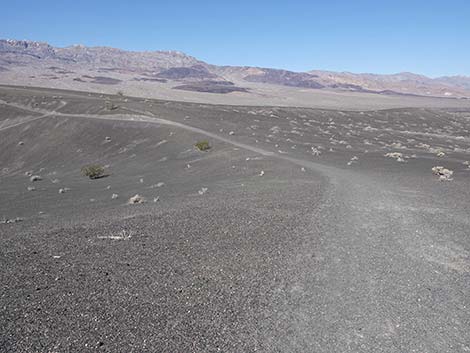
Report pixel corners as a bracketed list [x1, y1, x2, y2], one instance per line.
[2, 0, 469, 77]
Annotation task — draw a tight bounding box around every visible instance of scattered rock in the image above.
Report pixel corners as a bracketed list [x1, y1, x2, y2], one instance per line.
[229, 131, 235, 136]
[153, 197, 160, 203]
[198, 187, 208, 195]
[111, 193, 119, 199]
[259, 170, 265, 177]
[58, 187, 70, 194]
[18, 141, 24, 146]
[27, 186, 36, 191]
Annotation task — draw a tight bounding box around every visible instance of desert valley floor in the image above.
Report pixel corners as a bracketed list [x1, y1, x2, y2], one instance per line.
[1, 85, 470, 352]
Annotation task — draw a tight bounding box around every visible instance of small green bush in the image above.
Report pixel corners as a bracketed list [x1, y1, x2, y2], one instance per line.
[195, 140, 211, 151]
[81, 164, 105, 179]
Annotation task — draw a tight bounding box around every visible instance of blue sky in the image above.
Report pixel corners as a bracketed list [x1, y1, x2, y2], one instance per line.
[1, 0, 469, 77]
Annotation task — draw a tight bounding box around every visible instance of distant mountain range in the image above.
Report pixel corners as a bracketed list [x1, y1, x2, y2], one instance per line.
[1, 39, 470, 98]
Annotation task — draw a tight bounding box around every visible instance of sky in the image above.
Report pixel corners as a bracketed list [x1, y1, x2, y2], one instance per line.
[1, 0, 469, 77]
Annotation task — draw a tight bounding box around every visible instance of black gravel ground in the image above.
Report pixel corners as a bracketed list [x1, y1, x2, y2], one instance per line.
[1, 86, 469, 352]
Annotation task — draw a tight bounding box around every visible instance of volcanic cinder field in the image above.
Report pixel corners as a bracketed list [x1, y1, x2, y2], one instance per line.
[1, 85, 470, 352]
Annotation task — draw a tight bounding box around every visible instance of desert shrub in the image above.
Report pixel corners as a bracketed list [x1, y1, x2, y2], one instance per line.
[105, 100, 119, 111]
[128, 194, 145, 204]
[29, 175, 42, 182]
[195, 140, 211, 151]
[81, 164, 105, 179]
